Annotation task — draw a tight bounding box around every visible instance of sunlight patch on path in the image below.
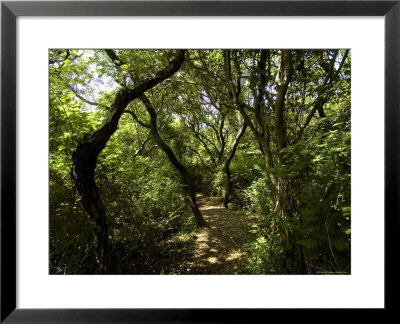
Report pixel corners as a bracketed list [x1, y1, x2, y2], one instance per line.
[201, 206, 224, 211]
[225, 250, 245, 262]
[185, 195, 256, 274]
[207, 257, 219, 264]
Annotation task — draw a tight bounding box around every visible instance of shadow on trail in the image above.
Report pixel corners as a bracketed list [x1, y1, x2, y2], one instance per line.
[183, 195, 256, 274]
[121, 195, 257, 274]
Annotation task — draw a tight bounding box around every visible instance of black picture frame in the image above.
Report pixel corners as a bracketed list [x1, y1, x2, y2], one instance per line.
[1, 0, 399, 322]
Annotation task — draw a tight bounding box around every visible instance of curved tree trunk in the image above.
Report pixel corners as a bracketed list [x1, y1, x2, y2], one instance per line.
[139, 94, 208, 228]
[71, 147, 110, 272]
[71, 50, 186, 273]
[223, 121, 247, 208]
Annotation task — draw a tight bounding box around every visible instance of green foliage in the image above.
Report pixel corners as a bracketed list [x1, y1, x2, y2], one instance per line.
[246, 228, 285, 274]
[242, 176, 274, 216]
[102, 157, 195, 273]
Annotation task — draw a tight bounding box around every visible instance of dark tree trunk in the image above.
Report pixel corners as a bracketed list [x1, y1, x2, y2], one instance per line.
[184, 177, 209, 227]
[284, 231, 307, 274]
[139, 94, 209, 228]
[223, 165, 232, 209]
[274, 50, 293, 151]
[223, 121, 247, 208]
[71, 145, 110, 272]
[274, 177, 308, 273]
[71, 50, 186, 272]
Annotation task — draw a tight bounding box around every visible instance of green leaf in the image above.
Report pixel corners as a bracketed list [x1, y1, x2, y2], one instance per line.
[299, 238, 318, 248]
[256, 236, 266, 244]
[332, 237, 347, 251]
[342, 206, 351, 216]
[300, 149, 308, 155]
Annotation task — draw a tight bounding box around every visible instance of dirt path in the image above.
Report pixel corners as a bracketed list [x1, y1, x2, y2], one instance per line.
[183, 195, 257, 274]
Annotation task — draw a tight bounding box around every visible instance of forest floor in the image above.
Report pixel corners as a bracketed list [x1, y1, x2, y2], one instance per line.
[164, 195, 258, 274]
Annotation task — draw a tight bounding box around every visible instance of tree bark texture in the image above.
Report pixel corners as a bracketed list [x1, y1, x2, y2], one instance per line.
[71, 50, 186, 272]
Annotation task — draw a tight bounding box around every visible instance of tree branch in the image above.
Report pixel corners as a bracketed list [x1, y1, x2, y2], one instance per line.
[56, 73, 106, 108]
[104, 49, 123, 67]
[133, 135, 152, 157]
[297, 49, 349, 139]
[124, 109, 150, 129]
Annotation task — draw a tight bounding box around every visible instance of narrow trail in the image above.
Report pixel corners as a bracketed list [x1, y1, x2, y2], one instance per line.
[183, 195, 257, 274]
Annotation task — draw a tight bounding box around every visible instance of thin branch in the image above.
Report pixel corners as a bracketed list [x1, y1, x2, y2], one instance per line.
[133, 135, 152, 157]
[190, 148, 213, 172]
[104, 49, 123, 67]
[224, 50, 261, 140]
[56, 73, 106, 108]
[124, 110, 150, 129]
[297, 50, 349, 139]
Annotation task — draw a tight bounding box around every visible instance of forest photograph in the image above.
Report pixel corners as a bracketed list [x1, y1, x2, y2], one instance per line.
[49, 49, 351, 275]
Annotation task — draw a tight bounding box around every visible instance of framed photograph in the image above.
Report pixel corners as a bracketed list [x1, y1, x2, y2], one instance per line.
[1, 0, 399, 322]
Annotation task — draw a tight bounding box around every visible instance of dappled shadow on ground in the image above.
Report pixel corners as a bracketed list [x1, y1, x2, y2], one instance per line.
[181, 195, 256, 274]
[125, 195, 257, 274]
[121, 238, 197, 274]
